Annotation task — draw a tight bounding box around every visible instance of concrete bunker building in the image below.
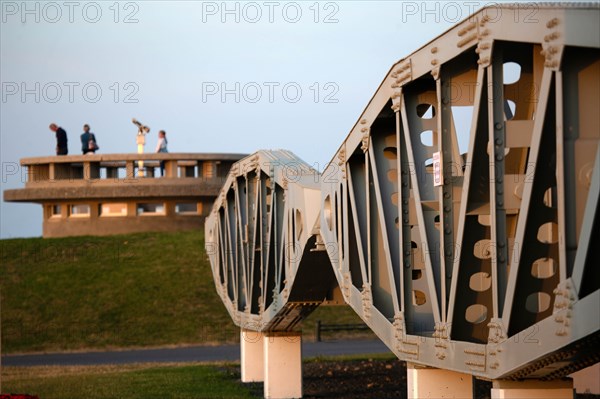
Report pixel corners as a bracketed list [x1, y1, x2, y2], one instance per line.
[3, 153, 246, 238]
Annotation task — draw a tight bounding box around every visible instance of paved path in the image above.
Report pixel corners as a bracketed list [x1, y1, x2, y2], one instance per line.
[2, 340, 389, 367]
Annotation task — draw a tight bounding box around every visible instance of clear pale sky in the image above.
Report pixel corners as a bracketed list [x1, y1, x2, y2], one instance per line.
[1, 0, 550, 238]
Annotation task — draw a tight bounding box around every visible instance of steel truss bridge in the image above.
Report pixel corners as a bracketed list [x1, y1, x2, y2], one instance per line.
[206, 4, 599, 398]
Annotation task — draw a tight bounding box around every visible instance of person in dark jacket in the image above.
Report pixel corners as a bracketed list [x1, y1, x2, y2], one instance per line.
[49, 123, 68, 155]
[80, 124, 99, 154]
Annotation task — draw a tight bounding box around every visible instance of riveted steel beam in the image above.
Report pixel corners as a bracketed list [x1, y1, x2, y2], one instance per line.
[209, 3, 600, 385]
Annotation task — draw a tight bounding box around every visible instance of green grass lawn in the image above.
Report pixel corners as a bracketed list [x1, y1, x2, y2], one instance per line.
[2, 355, 397, 399]
[0, 231, 371, 354]
[1, 363, 260, 399]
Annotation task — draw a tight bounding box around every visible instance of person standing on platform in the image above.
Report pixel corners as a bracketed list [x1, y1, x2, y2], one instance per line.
[49, 123, 68, 155]
[155, 130, 168, 176]
[80, 124, 99, 154]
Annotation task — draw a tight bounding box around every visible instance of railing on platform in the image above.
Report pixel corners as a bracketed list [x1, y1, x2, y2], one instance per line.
[18, 153, 244, 184]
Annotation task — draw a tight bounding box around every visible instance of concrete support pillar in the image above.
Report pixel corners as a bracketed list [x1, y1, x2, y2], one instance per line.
[84, 162, 91, 180]
[164, 201, 175, 217]
[491, 379, 574, 399]
[127, 202, 137, 217]
[89, 201, 99, 220]
[571, 363, 600, 395]
[263, 332, 302, 399]
[203, 161, 215, 178]
[165, 160, 177, 178]
[407, 363, 473, 399]
[126, 161, 135, 179]
[240, 329, 264, 382]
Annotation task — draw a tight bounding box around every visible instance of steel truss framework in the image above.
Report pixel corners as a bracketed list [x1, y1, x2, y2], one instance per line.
[207, 4, 599, 381]
[205, 150, 337, 332]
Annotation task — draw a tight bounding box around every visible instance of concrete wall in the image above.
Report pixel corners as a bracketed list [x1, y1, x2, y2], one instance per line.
[41, 198, 213, 238]
[3, 153, 247, 238]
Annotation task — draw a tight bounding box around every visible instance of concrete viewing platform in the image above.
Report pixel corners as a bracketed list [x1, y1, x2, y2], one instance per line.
[3, 153, 246, 238]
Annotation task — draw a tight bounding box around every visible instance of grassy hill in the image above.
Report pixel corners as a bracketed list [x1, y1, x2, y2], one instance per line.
[0, 231, 370, 354]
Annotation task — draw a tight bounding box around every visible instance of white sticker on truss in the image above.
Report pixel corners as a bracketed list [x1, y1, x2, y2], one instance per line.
[433, 151, 442, 187]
